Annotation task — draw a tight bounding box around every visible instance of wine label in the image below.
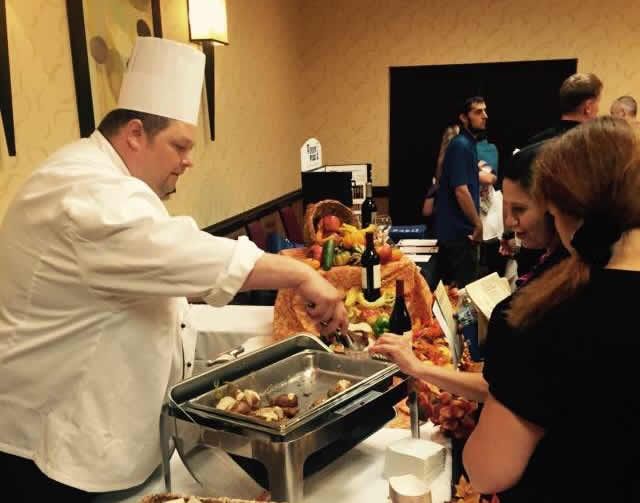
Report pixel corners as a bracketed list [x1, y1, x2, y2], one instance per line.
[362, 264, 381, 290]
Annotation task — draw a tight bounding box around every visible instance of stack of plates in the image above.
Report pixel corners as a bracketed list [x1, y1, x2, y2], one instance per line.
[397, 239, 438, 263]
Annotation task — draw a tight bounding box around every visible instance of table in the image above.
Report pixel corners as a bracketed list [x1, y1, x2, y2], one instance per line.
[94, 423, 451, 503]
[94, 305, 453, 502]
[188, 304, 274, 360]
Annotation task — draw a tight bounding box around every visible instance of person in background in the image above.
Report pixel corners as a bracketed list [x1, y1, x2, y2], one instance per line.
[464, 117, 640, 502]
[610, 95, 640, 134]
[476, 135, 505, 276]
[0, 37, 347, 502]
[511, 72, 603, 279]
[371, 141, 566, 403]
[527, 72, 602, 144]
[422, 124, 460, 225]
[434, 97, 487, 288]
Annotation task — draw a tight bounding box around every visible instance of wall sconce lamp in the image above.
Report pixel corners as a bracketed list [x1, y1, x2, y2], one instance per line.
[187, 0, 228, 141]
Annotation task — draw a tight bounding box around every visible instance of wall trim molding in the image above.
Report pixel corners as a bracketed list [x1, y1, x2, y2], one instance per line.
[201, 186, 390, 237]
[202, 189, 302, 236]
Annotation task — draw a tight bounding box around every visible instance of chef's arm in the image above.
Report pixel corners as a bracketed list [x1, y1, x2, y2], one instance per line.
[241, 253, 348, 334]
[241, 253, 321, 291]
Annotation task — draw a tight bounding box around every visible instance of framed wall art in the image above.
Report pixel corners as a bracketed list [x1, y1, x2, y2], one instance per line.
[0, 0, 15, 155]
[66, 0, 162, 137]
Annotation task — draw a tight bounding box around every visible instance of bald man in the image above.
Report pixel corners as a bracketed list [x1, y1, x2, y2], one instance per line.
[610, 96, 640, 134]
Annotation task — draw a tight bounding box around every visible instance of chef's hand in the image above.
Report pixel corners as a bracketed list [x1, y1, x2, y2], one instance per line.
[298, 273, 348, 335]
[369, 333, 420, 375]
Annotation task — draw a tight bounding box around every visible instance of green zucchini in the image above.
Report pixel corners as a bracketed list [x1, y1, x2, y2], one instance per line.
[322, 239, 335, 271]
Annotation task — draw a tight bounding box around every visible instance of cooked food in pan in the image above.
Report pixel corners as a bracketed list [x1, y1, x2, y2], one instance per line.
[327, 379, 352, 397]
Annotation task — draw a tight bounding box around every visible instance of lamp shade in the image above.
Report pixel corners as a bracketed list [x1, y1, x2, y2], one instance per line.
[188, 0, 229, 44]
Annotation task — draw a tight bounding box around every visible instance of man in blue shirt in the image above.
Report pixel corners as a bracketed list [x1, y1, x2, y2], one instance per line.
[435, 96, 487, 287]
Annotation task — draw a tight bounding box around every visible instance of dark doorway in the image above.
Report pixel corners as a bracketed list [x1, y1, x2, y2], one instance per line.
[389, 59, 577, 225]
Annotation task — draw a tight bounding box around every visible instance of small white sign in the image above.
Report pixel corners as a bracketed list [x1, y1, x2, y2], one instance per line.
[300, 138, 323, 172]
[433, 299, 461, 367]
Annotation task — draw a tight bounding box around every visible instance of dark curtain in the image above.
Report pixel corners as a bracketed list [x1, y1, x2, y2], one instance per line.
[389, 59, 577, 225]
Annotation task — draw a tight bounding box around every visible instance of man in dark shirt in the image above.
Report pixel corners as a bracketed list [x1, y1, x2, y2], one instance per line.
[507, 72, 603, 277]
[435, 96, 487, 287]
[527, 72, 602, 144]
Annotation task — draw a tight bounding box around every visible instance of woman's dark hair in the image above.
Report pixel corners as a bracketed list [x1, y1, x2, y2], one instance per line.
[98, 109, 171, 139]
[504, 141, 545, 192]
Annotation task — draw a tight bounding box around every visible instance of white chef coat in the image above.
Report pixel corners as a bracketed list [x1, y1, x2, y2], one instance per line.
[0, 131, 264, 492]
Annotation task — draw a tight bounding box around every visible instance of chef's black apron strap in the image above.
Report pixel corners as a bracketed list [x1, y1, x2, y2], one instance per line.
[0, 450, 99, 502]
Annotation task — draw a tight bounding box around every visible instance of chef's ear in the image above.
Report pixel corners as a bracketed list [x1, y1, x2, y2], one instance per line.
[124, 119, 145, 151]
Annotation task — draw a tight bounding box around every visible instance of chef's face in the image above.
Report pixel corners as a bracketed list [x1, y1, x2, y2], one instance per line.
[140, 120, 196, 200]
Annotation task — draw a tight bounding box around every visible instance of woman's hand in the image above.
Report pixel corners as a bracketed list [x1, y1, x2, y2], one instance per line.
[369, 333, 420, 375]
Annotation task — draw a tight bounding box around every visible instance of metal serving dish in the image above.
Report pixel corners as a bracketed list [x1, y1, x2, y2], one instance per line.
[163, 334, 408, 503]
[188, 349, 393, 435]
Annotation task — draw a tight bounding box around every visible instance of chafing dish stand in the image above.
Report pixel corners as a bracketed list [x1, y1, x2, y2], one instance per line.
[161, 334, 408, 503]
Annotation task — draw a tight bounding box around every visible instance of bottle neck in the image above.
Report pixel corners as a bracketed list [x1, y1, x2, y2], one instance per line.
[395, 280, 404, 298]
[365, 182, 373, 198]
[365, 232, 374, 250]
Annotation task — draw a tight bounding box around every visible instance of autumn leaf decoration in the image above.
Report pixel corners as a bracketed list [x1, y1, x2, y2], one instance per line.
[449, 475, 500, 503]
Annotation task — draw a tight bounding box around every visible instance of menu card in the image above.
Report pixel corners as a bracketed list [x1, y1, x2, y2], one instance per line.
[434, 281, 458, 344]
[465, 273, 512, 345]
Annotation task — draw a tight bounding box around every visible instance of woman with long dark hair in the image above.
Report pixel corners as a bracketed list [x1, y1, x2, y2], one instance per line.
[371, 140, 566, 403]
[464, 117, 640, 502]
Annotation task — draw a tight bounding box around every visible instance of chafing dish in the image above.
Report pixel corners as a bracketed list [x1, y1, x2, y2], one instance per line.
[162, 333, 408, 503]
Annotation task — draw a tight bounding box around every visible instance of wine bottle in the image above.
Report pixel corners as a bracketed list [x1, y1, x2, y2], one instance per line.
[389, 279, 412, 335]
[361, 232, 381, 302]
[361, 181, 377, 228]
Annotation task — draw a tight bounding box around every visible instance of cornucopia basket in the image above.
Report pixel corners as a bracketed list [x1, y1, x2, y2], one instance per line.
[303, 199, 359, 246]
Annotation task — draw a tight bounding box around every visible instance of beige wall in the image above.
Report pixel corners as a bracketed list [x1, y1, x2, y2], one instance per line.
[2, 0, 640, 224]
[0, 0, 304, 226]
[299, 0, 640, 185]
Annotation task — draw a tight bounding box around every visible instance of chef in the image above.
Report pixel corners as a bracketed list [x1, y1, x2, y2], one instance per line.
[0, 37, 347, 501]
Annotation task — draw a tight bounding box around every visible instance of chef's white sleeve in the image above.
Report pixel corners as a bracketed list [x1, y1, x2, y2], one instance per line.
[65, 185, 265, 305]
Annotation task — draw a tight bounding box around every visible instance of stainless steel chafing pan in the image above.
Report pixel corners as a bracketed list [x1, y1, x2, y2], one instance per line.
[163, 333, 408, 503]
[187, 348, 395, 435]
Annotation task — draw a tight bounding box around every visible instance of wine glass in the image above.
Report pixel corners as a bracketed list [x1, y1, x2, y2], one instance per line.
[374, 214, 392, 245]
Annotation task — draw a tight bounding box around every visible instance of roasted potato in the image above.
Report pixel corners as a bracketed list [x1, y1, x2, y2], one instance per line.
[272, 392, 298, 408]
[229, 400, 251, 415]
[243, 389, 261, 409]
[252, 406, 285, 422]
[216, 396, 237, 411]
[281, 406, 299, 418]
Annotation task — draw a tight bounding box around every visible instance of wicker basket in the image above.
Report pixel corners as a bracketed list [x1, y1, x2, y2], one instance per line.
[303, 199, 359, 246]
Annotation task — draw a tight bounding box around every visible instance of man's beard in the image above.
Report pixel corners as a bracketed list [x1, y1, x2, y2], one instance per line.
[463, 114, 486, 136]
